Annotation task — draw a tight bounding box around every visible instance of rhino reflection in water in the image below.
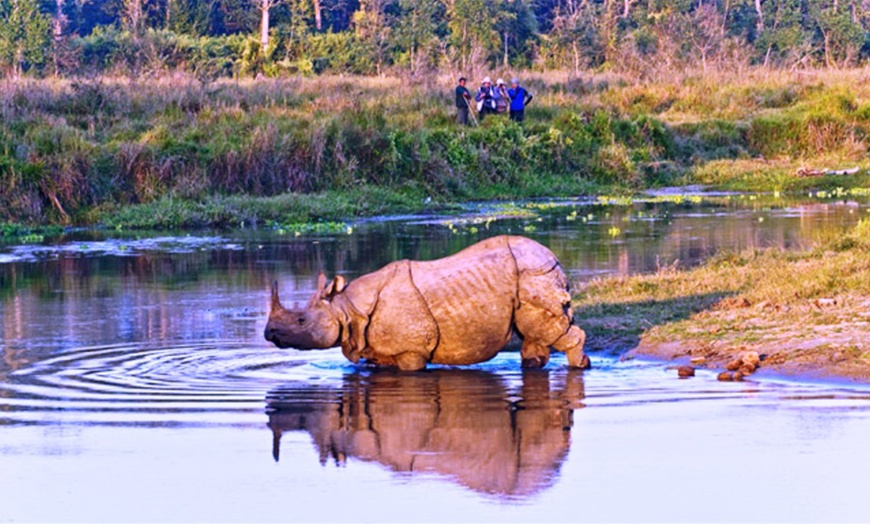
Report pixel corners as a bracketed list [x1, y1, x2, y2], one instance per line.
[267, 369, 585, 497]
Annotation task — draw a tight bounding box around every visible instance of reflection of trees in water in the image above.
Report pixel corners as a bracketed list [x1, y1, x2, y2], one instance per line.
[1, 201, 861, 352]
[266, 369, 585, 497]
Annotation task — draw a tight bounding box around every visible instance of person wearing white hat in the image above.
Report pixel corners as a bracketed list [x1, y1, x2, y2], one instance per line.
[494, 78, 508, 114]
[474, 77, 497, 121]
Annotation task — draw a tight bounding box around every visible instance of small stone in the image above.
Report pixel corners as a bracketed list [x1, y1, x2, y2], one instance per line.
[678, 365, 695, 378]
[741, 351, 761, 368]
[690, 356, 706, 365]
[739, 364, 756, 376]
[733, 371, 745, 381]
[717, 371, 733, 381]
[726, 359, 743, 371]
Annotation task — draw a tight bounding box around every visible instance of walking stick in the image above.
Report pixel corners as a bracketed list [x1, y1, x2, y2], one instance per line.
[464, 95, 479, 126]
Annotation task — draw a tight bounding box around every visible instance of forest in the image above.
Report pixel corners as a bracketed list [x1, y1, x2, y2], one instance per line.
[2, 0, 870, 79]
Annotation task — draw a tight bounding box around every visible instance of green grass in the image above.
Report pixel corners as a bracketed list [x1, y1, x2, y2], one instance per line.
[97, 186, 446, 230]
[2, 69, 870, 229]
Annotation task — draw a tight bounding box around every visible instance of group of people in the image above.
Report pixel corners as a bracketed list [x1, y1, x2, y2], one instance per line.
[455, 76, 534, 126]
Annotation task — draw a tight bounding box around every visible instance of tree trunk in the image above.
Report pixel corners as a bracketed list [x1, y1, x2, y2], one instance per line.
[53, 0, 66, 75]
[54, 0, 64, 35]
[313, 0, 322, 30]
[124, 0, 144, 34]
[260, 0, 270, 50]
[503, 30, 508, 67]
[754, 0, 763, 33]
[572, 40, 580, 77]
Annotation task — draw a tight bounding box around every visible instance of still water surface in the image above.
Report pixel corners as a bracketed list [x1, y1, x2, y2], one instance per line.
[2, 196, 870, 522]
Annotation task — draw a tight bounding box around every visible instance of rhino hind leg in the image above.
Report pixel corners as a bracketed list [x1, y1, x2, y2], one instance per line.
[395, 351, 428, 371]
[514, 301, 589, 369]
[553, 326, 590, 369]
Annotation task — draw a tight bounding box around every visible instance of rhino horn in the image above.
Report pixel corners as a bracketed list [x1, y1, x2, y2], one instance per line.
[270, 280, 284, 312]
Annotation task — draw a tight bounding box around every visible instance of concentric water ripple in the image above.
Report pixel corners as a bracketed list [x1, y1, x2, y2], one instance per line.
[0, 341, 342, 425]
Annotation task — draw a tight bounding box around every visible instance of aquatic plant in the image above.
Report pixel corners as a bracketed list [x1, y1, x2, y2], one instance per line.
[273, 221, 352, 236]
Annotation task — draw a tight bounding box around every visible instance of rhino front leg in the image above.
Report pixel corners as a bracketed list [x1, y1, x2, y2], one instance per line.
[552, 325, 590, 369]
[395, 351, 428, 371]
[520, 339, 551, 368]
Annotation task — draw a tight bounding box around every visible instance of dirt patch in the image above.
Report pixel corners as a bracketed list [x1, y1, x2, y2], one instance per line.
[623, 296, 870, 381]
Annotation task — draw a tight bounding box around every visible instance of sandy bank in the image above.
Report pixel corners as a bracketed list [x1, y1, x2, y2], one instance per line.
[576, 222, 870, 382]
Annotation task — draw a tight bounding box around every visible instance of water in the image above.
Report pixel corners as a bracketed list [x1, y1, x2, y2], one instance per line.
[2, 195, 870, 522]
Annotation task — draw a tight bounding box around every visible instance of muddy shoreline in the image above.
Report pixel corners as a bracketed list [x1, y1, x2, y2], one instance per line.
[584, 295, 870, 383]
[576, 226, 870, 383]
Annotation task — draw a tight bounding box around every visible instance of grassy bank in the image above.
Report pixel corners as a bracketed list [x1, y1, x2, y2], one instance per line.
[2, 69, 870, 229]
[575, 219, 870, 381]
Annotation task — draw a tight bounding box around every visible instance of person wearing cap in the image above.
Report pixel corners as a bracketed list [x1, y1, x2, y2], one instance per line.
[494, 78, 509, 114]
[508, 77, 534, 123]
[455, 77, 472, 125]
[475, 77, 497, 121]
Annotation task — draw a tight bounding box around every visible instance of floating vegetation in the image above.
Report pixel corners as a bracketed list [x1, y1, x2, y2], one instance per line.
[439, 202, 538, 233]
[272, 221, 352, 236]
[0, 223, 64, 244]
[597, 194, 706, 207]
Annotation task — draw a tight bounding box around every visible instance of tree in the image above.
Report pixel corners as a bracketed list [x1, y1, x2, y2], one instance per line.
[810, 0, 864, 67]
[394, 0, 441, 74]
[255, 0, 298, 50]
[352, 0, 391, 73]
[122, 0, 146, 33]
[754, 0, 806, 67]
[444, 0, 502, 71]
[683, 4, 725, 72]
[495, 0, 536, 66]
[0, 0, 52, 76]
[544, 0, 601, 73]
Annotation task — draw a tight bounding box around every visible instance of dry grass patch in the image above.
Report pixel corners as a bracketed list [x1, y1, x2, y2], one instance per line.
[575, 220, 870, 380]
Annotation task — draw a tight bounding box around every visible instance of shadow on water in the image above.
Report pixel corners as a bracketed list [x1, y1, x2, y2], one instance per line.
[266, 368, 586, 498]
[576, 291, 736, 354]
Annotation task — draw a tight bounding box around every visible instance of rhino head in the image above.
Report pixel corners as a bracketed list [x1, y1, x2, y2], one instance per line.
[264, 274, 346, 350]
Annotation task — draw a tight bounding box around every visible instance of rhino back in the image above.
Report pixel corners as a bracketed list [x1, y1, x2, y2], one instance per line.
[410, 236, 520, 364]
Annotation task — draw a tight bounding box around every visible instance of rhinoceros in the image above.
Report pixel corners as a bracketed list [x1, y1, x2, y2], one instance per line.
[264, 235, 588, 371]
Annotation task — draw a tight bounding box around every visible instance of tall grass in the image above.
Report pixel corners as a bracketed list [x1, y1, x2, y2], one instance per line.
[2, 68, 869, 226]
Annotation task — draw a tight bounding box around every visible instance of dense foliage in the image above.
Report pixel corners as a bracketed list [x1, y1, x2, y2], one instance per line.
[3, 0, 870, 78]
[2, 70, 869, 227]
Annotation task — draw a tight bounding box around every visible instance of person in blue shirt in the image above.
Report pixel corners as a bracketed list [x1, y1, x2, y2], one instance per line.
[508, 78, 534, 123]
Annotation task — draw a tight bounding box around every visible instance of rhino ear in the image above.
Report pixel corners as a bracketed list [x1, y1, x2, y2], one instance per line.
[319, 275, 346, 301]
[332, 275, 347, 294]
[310, 273, 329, 305]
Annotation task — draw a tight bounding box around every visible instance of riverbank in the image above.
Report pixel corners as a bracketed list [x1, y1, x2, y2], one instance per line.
[575, 219, 870, 382]
[3, 68, 870, 229]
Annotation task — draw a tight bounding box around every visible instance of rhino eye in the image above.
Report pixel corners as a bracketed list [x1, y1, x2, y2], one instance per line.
[297, 317, 305, 325]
